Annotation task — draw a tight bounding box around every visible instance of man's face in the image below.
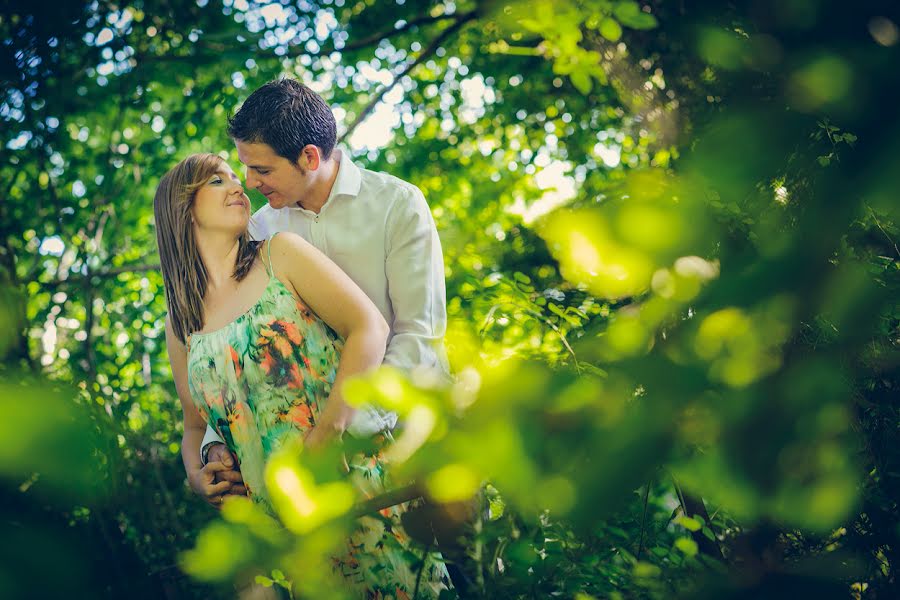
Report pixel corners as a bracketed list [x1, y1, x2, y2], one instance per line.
[235, 140, 310, 209]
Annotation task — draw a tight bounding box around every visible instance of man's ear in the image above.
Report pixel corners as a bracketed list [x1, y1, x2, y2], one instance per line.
[297, 145, 322, 171]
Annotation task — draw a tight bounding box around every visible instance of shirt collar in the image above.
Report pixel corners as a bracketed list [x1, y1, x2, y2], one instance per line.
[284, 146, 361, 214]
[326, 146, 362, 202]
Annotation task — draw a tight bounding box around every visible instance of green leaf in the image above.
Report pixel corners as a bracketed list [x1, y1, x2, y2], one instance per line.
[633, 561, 661, 577]
[514, 272, 532, 284]
[612, 1, 641, 21]
[675, 515, 701, 531]
[674, 537, 699, 557]
[567, 307, 589, 320]
[519, 19, 544, 33]
[570, 70, 592, 94]
[623, 12, 658, 30]
[599, 18, 623, 42]
[553, 59, 573, 75]
[606, 526, 629, 539]
[613, 2, 658, 30]
[254, 576, 274, 587]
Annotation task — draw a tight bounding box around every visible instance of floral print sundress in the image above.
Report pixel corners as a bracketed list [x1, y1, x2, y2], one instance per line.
[186, 234, 448, 598]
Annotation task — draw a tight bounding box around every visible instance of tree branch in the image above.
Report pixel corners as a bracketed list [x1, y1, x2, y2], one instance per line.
[82, 282, 97, 382]
[333, 12, 465, 54]
[36, 263, 161, 291]
[338, 9, 478, 145]
[350, 483, 422, 519]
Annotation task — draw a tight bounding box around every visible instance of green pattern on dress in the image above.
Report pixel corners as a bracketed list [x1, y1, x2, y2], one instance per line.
[186, 235, 447, 598]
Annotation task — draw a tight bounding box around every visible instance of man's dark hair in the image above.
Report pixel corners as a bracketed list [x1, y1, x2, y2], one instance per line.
[227, 78, 337, 162]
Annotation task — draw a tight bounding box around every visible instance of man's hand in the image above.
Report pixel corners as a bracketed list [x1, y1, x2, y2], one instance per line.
[189, 444, 246, 507]
[207, 443, 247, 497]
[188, 461, 236, 507]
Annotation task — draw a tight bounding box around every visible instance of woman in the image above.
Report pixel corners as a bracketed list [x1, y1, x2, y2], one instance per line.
[155, 153, 447, 598]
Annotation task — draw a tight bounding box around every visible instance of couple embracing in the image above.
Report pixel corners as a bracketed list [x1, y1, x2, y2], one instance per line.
[155, 78, 453, 597]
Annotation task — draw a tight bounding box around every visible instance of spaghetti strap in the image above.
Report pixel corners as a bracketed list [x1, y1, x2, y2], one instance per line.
[264, 232, 281, 277]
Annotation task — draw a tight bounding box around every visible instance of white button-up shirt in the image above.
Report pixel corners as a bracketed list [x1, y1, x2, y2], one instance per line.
[202, 149, 448, 447]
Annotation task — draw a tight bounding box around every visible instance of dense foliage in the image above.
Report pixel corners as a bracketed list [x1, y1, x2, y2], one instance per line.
[1, 0, 898, 598]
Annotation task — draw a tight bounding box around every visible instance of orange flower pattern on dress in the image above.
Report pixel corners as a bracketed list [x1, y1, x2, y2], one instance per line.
[228, 345, 241, 379]
[283, 401, 313, 429]
[184, 238, 448, 598]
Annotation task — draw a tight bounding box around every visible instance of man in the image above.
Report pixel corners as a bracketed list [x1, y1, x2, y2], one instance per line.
[187, 77, 449, 503]
[188, 78, 479, 596]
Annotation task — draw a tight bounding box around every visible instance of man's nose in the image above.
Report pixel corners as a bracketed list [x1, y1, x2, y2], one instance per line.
[244, 169, 260, 189]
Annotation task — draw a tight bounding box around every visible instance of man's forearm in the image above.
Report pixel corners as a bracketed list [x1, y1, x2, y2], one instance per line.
[382, 332, 450, 377]
[199, 423, 226, 464]
[383, 185, 450, 378]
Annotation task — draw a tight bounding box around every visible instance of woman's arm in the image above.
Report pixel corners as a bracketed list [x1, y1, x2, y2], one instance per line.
[268, 233, 390, 448]
[165, 317, 244, 505]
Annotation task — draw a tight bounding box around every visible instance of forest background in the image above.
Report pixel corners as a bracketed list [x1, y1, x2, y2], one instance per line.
[1, 0, 898, 598]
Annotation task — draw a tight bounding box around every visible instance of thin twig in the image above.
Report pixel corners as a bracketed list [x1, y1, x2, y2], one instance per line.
[413, 542, 430, 600]
[36, 263, 161, 290]
[348, 483, 422, 519]
[636, 477, 653, 561]
[866, 204, 900, 260]
[481, 301, 580, 369]
[334, 12, 463, 54]
[338, 10, 478, 144]
[82, 281, 97, 382]
[489, 537, 508, 577]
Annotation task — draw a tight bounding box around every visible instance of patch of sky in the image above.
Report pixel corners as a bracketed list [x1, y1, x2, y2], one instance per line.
[507, 157, 578, 224]
[39, 236, 65, 256]
[7, 130, 31, 150]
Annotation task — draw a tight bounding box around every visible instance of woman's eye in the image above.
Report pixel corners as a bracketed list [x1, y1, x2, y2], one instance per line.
[210, 177, 222, 184]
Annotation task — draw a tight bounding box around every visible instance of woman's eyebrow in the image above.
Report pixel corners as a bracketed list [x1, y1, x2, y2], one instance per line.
[213, 169, 239, 180]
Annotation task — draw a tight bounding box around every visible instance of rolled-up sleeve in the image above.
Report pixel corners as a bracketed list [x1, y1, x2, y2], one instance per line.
[383, 185, 449, 376]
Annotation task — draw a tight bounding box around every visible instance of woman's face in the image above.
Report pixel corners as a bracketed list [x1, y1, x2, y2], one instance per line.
[191, 162, 251, 236]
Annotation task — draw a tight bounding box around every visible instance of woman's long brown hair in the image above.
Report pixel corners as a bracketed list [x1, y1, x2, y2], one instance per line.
[153, 153, 261, 344]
